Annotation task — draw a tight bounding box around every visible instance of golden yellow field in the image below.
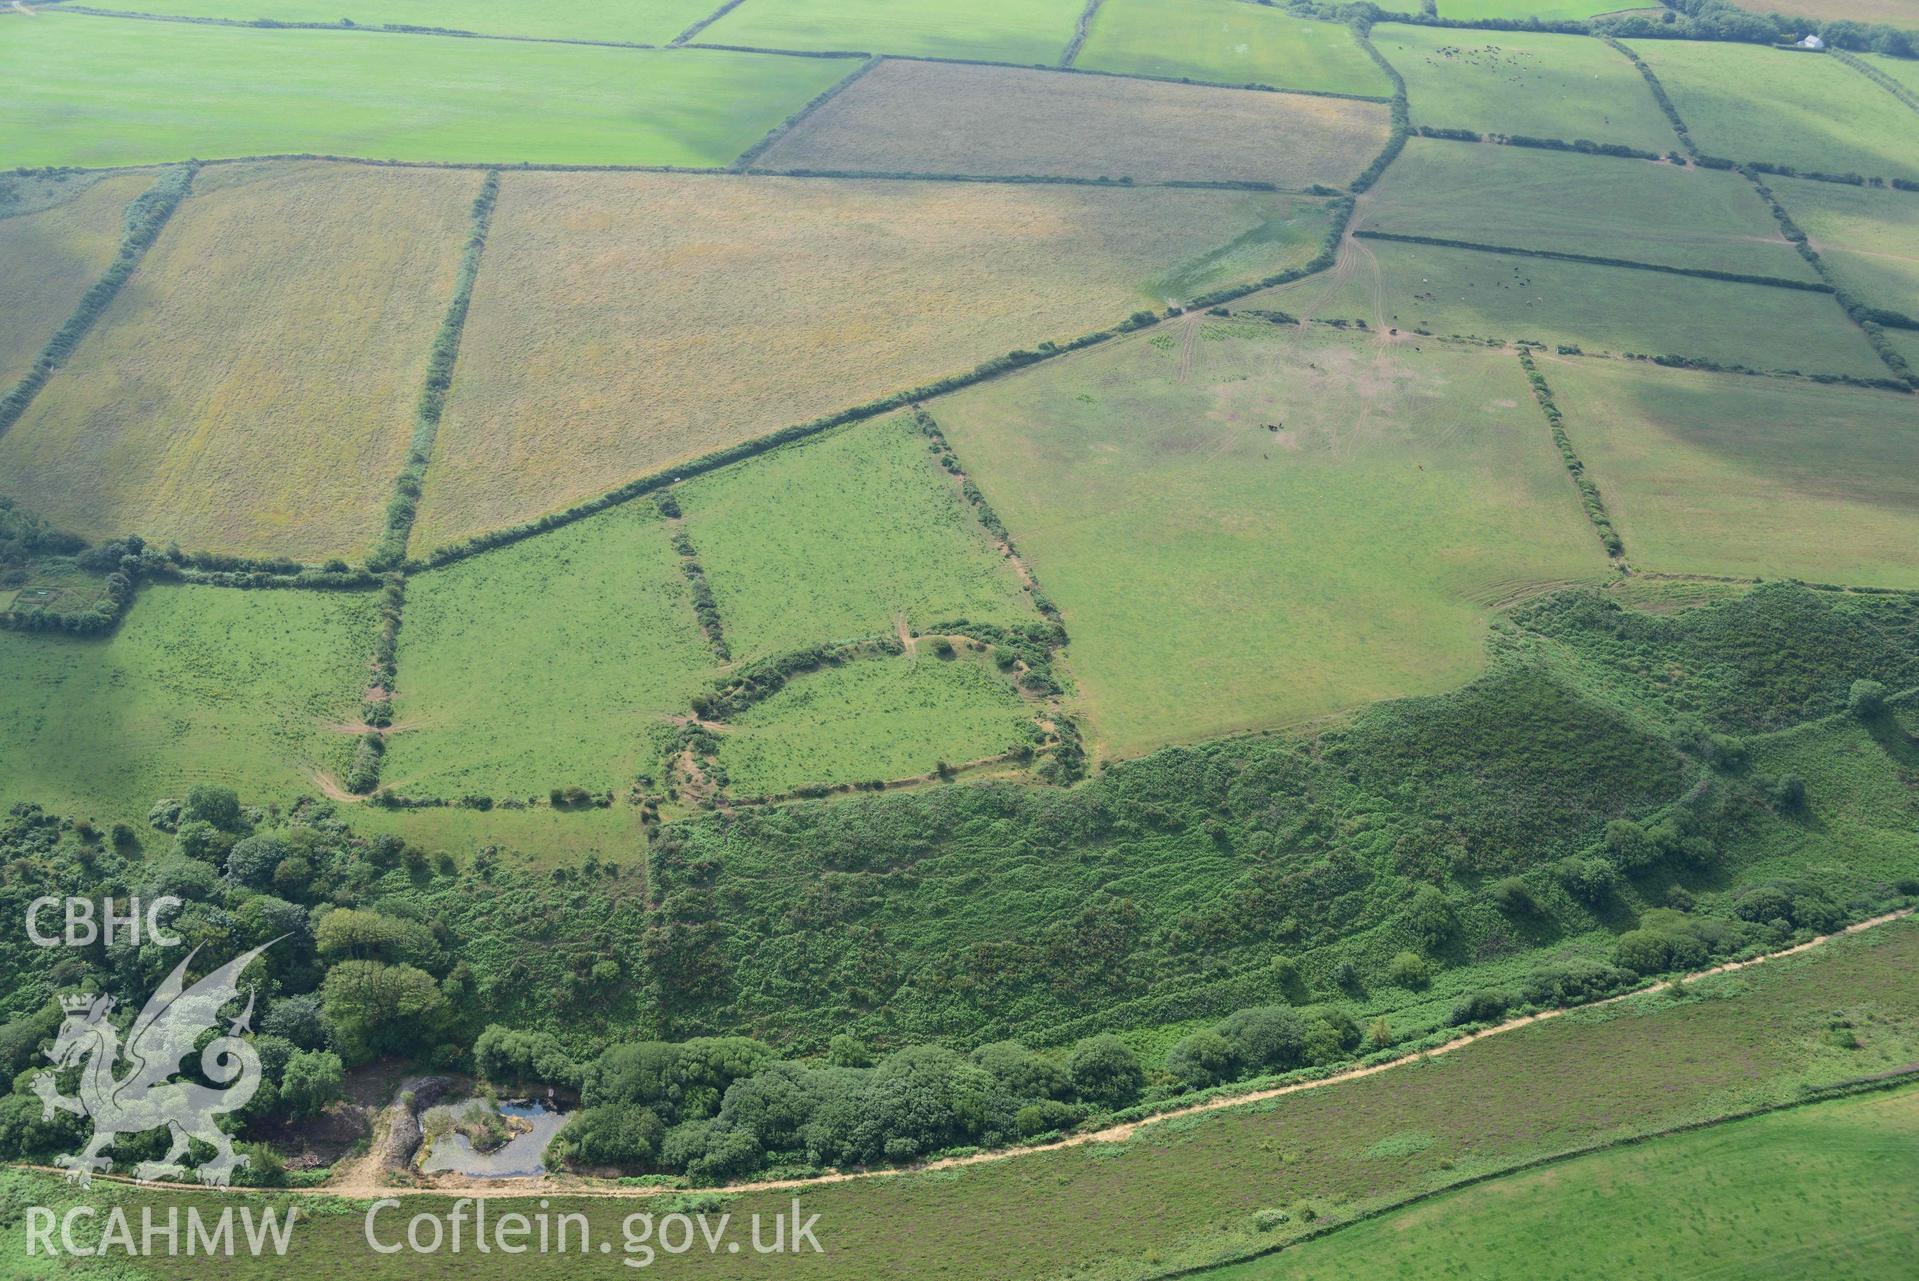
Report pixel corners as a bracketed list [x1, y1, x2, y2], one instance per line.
[0, 171, 152, 390]
[412, 171, 1332, 549]
[0, 161, 477, 560]
[756, 60, 1392, 187]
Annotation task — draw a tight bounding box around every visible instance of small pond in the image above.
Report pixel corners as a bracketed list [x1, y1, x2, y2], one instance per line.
[419, 1098, 570, 1178]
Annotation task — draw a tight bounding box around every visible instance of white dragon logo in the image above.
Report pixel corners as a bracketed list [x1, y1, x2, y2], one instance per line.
[31, 941, 275, 1187]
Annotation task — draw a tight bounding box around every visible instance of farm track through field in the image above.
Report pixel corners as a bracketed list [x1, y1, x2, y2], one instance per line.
[30, 908, 1913, 1203]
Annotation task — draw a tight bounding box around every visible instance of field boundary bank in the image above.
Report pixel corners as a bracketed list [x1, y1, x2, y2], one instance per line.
[1351, 21, 1410, 193]
[27, 150, 1314, 193]
[1516, 348, 1627, 564]
[0, 164, 194, 445]
[1145, 1066, 1919, 1281]
[397, 199, 1355, 577]
[1837, 47, 1919, 120]
[1061, 0, 1103, 66]
[653, 492, 732, 662]
[1742, 170, 1919, 386]
[1352, 229, 1832, 291]
[20, 909, 1910, 1203]
[50, 3, 663, 49]
[669, 0, 741, 47]
[730, 57, 875, 170]
[367, 169, 499, 571]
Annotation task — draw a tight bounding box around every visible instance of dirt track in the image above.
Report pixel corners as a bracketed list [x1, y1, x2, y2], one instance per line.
[26, 907, 1912, 1203]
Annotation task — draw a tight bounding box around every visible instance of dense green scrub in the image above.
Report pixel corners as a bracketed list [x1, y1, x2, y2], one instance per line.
[0, 14, 848, 168]
[15, 917, 1919, 1281]
[645, 583, 1919, 1050]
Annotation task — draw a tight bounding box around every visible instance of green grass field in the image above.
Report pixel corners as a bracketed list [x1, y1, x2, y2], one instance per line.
[1545, 356, 1919, 586]
[1363, 139, 1815, 279]
[68, 0, 720, 43]
[1436, 0, 1643, 17]
[1077, 0, 1394, 96]
[381, 500, 716, 799]
[86, 917, 1919, 1281]
[1378, 27, 1681, 153]
[0, 13, 850, 168]
[755, 59, 1393, 188]
[714, 649, 1036, 795]
[1863, 50, 1919, 96]
[0, 583, 375, 822]
[0, 161, 477, 561]
[0, 171, 152, 389]
[675, 417, 1039, 660]
[1210, 1086, 1919, 1281]
[1259, 237, 1887, 378]
[935, 325, 1607, 756]
[699, 0, 1084, 61]
[412, 172, 1331, 551]
[1771, 174, 1919, 321]
[1630, 41, 1919, 179]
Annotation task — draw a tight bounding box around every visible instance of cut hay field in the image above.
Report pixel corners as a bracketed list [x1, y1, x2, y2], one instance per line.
[0, 13, 849, 169]
[714, 650, 1036, 796]
[1259, 237, 1887, 378]
[935, 326, 1607, 756]
[70, 0, 720, 44]
[1377, 27, 1680, 153]
[0, 584, 375, 823]
[1772, 174, 1919, 320]
[1780, 0, 1919, 21]
[382, 500, 716, 800]
[755, 59, 1393, 187]
[698, 0, 1084, 61]
[1630, 41, 1919, 179]
[674, 417, 1038, 660]
[1210, 1086, 1919, 1281]
[1076, 0, 1395, 96]
[108, 919, 1919, 1281]
[411, 172, 1333, 550]
[1362, 138, 1814, 279]
[1543, 357, 1919, 587]
[0, 162, 477, 561]
[0, 171, 152, 390]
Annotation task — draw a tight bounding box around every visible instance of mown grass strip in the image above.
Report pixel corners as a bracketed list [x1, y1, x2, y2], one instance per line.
[0, 164, 194, 442]
[367, 169, 500, 571]
[1516, 347, 1626, 564]
[1354, 229, 1833, 291]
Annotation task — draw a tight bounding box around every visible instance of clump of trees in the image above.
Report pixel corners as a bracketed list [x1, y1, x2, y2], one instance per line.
[544, 1031, 1146, 1182]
